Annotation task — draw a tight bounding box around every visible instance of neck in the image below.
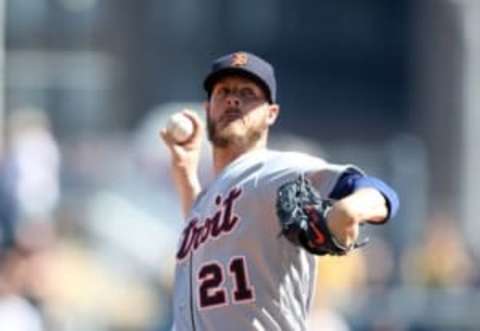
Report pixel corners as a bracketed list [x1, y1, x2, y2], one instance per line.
[212, 136, 267, 175]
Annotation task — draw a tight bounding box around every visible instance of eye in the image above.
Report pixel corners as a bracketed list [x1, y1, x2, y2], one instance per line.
[214, 87, 229, 98]
[239, 87, 255, 98]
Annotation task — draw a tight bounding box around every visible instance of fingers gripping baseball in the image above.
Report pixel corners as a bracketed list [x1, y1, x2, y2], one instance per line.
[160, 110, 204, 168]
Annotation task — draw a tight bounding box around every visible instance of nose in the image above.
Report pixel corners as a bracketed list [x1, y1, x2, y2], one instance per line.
[226, 95, 241, 108]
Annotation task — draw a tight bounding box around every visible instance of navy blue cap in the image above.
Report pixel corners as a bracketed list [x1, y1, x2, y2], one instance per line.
[203, 51, 277, 103]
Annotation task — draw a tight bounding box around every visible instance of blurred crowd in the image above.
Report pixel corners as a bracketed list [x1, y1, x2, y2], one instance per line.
[0, 105, 479, 331]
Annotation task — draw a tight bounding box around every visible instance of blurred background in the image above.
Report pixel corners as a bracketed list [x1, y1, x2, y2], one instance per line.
[0, 0, 479, 330]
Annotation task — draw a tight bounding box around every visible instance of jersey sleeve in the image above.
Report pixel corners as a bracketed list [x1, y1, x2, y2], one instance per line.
[258, 151, 362, 199]
[304, 163, 364, 199]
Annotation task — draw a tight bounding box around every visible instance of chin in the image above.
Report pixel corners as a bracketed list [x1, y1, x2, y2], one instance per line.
[216, 129, 264, 150]
[209, 119, 266, 148]
[219, 122, 247, 137]
[216, 132, 244, 146]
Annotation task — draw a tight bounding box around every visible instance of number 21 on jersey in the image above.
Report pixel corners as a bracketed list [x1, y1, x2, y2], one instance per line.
[197, 256, 256, 309]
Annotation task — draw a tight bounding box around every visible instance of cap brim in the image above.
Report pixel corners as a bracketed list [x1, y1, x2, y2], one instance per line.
[203, 68, 272, 103]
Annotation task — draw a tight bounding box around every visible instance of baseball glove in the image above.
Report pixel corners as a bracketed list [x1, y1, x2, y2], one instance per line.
[276, 174, 367, 256]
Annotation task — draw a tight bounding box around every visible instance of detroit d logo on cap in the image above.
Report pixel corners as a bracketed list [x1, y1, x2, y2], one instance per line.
[231, 52, 248, 67]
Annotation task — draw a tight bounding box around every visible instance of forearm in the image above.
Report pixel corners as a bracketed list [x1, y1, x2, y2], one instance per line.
[339, 188, 388, 224]
[172, 166, 201, 218]
[327, 188, 388, 247]
[330, 171, 399, 222]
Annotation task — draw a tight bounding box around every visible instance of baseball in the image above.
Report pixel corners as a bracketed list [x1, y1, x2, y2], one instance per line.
[166, 112, 195, 144]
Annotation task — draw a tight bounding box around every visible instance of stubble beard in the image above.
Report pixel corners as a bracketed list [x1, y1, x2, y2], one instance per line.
[207, 116, 266, 150]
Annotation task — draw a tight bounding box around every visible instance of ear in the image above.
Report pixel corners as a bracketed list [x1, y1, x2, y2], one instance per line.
[266, 104, 280, 126]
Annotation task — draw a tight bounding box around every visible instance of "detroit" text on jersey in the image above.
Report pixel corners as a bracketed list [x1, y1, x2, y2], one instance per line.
[176, 187, 243, 260]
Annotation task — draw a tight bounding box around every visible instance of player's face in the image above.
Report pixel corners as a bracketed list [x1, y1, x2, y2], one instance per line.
[206, 75, 278, 149]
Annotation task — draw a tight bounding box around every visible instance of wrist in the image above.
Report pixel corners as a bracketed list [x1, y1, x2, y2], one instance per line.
[171, 155, 199, 175]
[173, 168, 200, 187]
[326, 201, 360, 246]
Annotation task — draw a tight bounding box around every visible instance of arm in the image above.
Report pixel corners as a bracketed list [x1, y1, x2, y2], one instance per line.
[171, 165, 202, 218]
[326, 171, 399, 248]
[160, 110, 203, 218]
[327, 188, 388, 248]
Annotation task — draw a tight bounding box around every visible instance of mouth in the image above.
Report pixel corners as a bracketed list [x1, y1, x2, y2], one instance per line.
[219, 109, 243, 126]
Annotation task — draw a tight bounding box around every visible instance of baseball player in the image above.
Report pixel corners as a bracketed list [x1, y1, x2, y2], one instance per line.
[161, 51, 399, 331]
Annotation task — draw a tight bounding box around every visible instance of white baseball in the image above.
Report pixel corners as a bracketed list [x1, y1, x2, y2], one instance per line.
[166, 112, 195, 143]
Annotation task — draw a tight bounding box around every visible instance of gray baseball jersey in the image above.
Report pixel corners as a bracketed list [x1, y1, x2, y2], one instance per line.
[172, 149, 359, 331]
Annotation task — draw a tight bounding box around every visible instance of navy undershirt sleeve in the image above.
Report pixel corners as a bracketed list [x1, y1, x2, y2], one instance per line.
[329, 170, 399, 222]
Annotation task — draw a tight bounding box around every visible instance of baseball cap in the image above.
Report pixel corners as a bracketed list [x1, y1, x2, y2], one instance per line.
[203, 51, 277, 103]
